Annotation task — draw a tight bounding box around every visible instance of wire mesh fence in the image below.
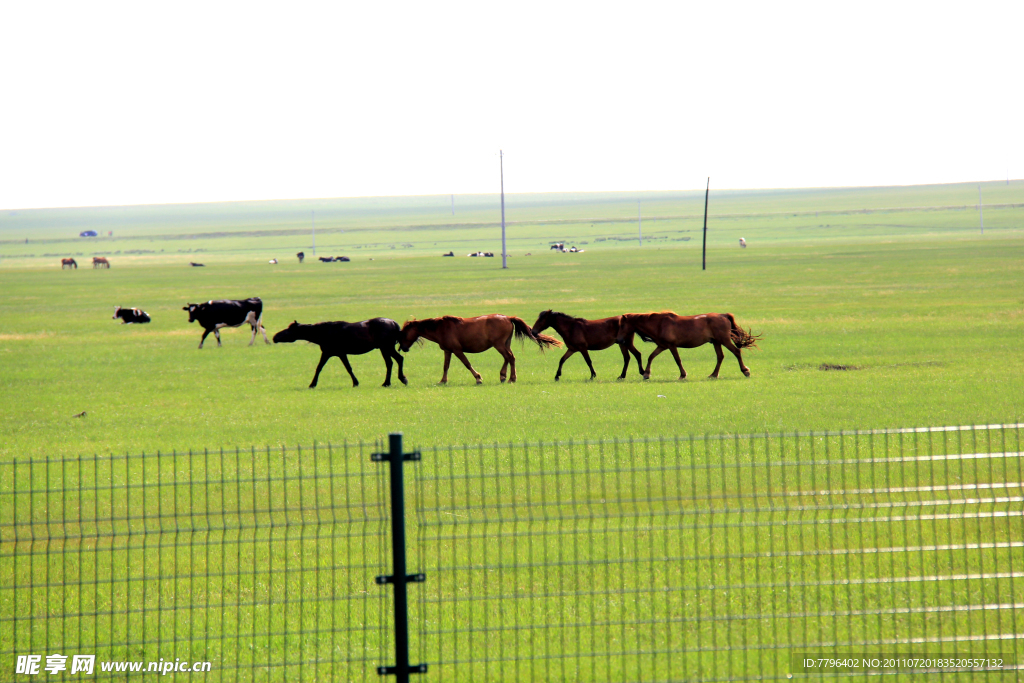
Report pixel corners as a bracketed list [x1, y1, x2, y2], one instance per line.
[412, 425, 1023, 681]
[1, 442, 391, 682]
[2, 425, 1022, 681]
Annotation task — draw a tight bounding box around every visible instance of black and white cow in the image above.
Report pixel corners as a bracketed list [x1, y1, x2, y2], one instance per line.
[182, 297, 269, 348]
[113, 306, 151, 324]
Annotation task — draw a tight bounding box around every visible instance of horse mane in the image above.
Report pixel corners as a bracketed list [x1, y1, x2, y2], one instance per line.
[549, 310, 588, 324]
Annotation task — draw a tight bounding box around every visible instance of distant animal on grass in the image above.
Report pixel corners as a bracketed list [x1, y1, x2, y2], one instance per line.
[182, 297, 269, 348]
[616, 311, 761, 380]
[61, 258, 77, 269]
[296, 251, 305, 263]
[483, 252, 495, 257]
[269, 258, 278, 264]
[190, 262, 205, 267]
[92, 257, 110, 269]
[531, 310, 643, 381]
[468, 251, 483, 257]
[550, 243, 565, 252]
[399, 314, 561, 384]
[739, 238, 747, 248]
[568, 246, 583, 253]
[112, 306, 151, 324]
[442, 251, 454, 257]
[335, 256, 351, 262]
[273, 318, 407, 388]
[319, 256, 334, 262]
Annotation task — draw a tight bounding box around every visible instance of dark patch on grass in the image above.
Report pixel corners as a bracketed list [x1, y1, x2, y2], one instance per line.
[819, 363, 860, 371]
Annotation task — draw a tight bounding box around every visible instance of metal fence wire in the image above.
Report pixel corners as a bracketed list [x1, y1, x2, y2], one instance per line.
[0, 442, 392, 682]
[411, 426, 1023, 682]
[2, 425, 1022, 682]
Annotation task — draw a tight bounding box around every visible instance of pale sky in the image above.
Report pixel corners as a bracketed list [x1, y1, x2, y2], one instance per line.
[1, 1, 1021, 210]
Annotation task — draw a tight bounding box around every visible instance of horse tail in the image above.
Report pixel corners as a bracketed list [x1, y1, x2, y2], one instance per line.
[725, 313, 762, 349]
[510, 316, 563, 349]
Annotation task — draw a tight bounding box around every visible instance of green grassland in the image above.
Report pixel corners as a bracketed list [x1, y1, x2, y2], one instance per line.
[2, 182, 1023, 681]
[1, 181, 1022, 458]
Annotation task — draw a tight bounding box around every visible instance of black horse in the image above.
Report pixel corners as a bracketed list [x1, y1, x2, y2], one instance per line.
[273, 318, 408, 388]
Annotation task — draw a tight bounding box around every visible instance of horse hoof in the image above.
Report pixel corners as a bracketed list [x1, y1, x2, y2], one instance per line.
[743, 369, 751, 377]
[475, 380, 483, 385]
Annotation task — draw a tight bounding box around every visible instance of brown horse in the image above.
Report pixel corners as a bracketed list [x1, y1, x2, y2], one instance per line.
[531, 310, 644, 380]
[398, 314, 561, 384]
[92, 257, 110, 269]
[616, 311, 761, 380]
[61, 258, 77, 269]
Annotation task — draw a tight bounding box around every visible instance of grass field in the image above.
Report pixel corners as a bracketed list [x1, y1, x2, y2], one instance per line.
[1, 182, 1023, 458]
[2, 182, 1023, 680]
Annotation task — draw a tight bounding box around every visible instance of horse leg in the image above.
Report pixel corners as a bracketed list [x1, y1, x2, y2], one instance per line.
[580, 349, 597, 380]
[500, 346, 518, 383]
[454, 351, 483, 384]
[709, 342, 725, 378]
[392, 348, 408, 385]
[309, 352, 331, 388]
[440, 351, 452, 384]
[555, 349, 576, 381]
[668, 346, 687, 380]
[723, 338, 751, 377]
[379, 348, 393, 387]
[617, 344, 631, 379]
[643, 346, 667, 380]
[339, 354, 359, 387]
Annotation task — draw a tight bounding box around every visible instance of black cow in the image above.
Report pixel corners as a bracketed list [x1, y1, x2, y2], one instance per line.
[273, 318, 408, 388]
[190, 262, 205, 267]
[318, 256, 334, 263]
[113, 306, 151, 324]
[182, 297, 269, 348]
[297, 251, 305, 263]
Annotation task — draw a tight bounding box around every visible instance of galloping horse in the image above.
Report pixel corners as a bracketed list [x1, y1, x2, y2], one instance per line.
[531, 310, 644, 380]
[92, 257, 110, 269]
[616, 311, 761, 380]
[398, 314, 561, 384]
[273, 319, 407, 388]
[61, 258, 77, 269]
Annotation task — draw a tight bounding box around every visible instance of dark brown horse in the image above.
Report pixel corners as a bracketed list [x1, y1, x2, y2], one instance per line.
[273, 318, 407, 388]
[531, 310, 643, 380]
[61, 258, 77, 269]
[398, 314, 561, 384]
[616, 311, 761, 380]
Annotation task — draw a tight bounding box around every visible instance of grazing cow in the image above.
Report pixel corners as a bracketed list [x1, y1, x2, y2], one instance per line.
[92, 257, 110, 268]
[273, 318, 408, 388]
[182, 297, 270, 348]
[113, 306, 151, 324]
[296, 251, 305, 263]
[739, 238, 747, 248]
[190, 262, 205, 267]
[61, 258, 77, 269]
[550, 243, 566, 252]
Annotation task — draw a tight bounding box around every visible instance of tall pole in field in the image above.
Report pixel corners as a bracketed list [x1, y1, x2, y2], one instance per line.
[451, 194, 455, 216]
[638, 200, 642, 246]
[311, 211, 316, 256]
[978, 185, 984, 234]
[500, 150, 507, 269]
[702, 178, 710, 270]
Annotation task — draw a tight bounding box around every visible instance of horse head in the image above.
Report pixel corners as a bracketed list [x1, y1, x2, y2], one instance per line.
[272, 321, 302, 344]
[531, 310, 554, 335]
[398, 320, 422, 352]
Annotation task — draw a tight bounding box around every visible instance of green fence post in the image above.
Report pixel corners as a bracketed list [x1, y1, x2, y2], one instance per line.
[373, 433, 427, 683]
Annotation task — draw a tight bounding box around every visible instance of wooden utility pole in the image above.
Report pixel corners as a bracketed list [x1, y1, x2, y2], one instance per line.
[500, 151, 507, 269]
[702, 178, 710, 270]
